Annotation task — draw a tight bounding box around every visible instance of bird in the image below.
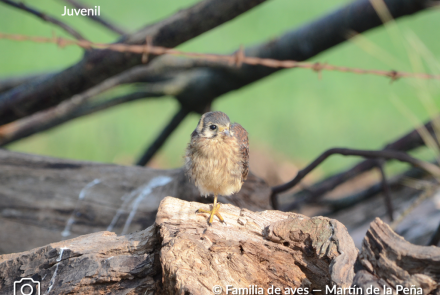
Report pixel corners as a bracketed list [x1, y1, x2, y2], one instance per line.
[185, 111, 249, 225]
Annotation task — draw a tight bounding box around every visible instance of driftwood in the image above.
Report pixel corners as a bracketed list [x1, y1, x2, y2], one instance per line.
[0, 149, 270, 254]
[0, 197, 358, 295]
[355, 218, 440, 295]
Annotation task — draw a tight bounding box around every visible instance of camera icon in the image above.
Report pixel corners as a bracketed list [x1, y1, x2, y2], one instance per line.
[13, 278, 40, 295]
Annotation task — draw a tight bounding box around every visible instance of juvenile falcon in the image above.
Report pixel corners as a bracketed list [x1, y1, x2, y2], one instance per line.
[185, 111, 249, 225]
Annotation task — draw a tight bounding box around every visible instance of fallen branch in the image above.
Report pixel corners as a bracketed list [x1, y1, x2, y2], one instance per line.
[321, 166, 425, 212]
[0, 0, 86, 40]
[285, 118, 439, 210]
[272, 148, 440, 211]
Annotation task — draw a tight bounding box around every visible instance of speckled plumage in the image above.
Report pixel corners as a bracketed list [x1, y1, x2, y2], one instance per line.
[185, 111, 249, 198]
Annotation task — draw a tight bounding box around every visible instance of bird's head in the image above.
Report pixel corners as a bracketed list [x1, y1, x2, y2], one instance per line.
[193, 111, 231, 139]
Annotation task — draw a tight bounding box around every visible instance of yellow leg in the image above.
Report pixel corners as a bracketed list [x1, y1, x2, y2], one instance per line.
[196, 195, 225, 225]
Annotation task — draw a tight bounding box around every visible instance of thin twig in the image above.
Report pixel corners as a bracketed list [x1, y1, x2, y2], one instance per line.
[1, 33, 440, 82]
[273, 148, 440, 194]
[428, 221, 440, 246]
[272, 148, 440, 211]
[0, 0, 86, 40]
[0, 0, 268, 125]
[376, 160, 394, 221]
[288, 118, 440, 209]
[0, 89, 164, 146]
[63, 0, 127, 35]
[271, 191, 279, 211]
[0, 56, 210, 96]
[79, 91, 159, 114]
[136, 108, 190, 166]
[390, 187, 436, 230]
[0, 61, 198, 146]
[320, 166, 424, 212]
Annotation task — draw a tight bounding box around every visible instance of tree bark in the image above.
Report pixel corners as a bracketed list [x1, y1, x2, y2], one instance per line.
[354, 218, 440, 295]
[173, 0, 434, 112]
[0, 0, 267, 125]
[0, 0, 434, 125]
[0, 225, 161, 295]
[0, 197, 358, 295]
[0, 149, 270, 254]
[0, 0, 434, 152]
[1, 189, 439, 294]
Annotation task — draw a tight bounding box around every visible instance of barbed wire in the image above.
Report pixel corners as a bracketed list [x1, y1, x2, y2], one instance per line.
[1, 32, 440, 81]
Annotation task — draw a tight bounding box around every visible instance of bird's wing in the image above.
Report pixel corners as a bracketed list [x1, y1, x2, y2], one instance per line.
[231, 123, 249, 182]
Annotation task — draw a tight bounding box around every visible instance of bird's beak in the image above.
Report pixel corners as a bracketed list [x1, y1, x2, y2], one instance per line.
[218, 126, 231, 137]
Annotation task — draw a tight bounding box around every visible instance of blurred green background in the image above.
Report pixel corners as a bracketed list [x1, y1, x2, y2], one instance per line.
[1, 0, 439, 180]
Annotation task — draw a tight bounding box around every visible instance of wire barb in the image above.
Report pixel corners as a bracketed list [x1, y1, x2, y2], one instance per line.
[1, 32, 440, 82]
[142, 36, 152, 64]
[388, 70, 400, 83]
[312, 62, 326, 79]
[232, 45, 245, 68]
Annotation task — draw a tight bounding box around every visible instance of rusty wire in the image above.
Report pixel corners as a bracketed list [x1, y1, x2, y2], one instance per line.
[1, 32, 440, 81]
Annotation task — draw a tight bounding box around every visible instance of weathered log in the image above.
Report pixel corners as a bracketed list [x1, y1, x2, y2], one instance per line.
[0, 226, 161, 295]
[325, 177, 440, 247]
[158, 197, 358, 294]
[0, 150, 270, 254]
[355, 218, 440, 295]
[0, 197, 358, 295]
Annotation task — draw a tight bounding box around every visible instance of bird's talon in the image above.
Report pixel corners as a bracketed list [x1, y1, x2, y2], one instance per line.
[215, 211, 225, 224]
[196, 208, 211, 214]
[196, 203, 224, 225]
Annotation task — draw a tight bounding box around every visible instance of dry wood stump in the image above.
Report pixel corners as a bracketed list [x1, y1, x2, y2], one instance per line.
[0, 197, 358, 295]
[355, 218, 440, 295]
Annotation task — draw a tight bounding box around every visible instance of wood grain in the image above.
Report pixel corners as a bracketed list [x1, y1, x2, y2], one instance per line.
[0, 149, 270, 254]
[157, 197, 357, 294]
[0, 197, 358, 295]
[355, 218, 440, 295]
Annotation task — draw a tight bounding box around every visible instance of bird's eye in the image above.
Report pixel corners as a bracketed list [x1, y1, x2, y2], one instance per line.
[209, 125, 217, 130]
